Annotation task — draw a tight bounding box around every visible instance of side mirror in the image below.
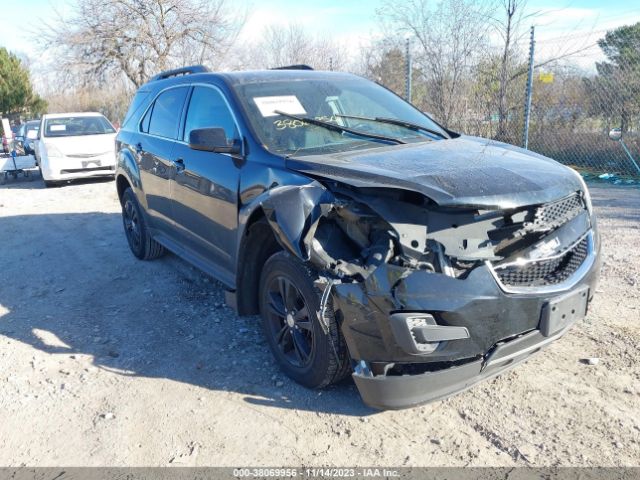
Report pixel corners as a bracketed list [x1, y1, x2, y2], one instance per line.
[189, 127, 241, 154]
[609, 128, 622, 141]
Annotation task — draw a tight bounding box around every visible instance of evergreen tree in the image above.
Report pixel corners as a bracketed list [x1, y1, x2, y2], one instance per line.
[0, 47, 47, 117]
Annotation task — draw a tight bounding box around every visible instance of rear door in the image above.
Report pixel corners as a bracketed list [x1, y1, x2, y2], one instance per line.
[169, 85, 242, 281]
[137, 86, 189, 233]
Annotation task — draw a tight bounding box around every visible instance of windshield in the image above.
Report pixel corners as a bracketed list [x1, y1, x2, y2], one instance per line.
[232, 76, 448, 156]
[44, 116, 116, 138]
[25, 122, 39, 139]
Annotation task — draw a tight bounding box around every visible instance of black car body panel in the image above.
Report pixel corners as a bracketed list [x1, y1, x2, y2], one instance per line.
[333, 243, 600, 364]
[115, 68, 601, 409]
[285, 136, 583, 209]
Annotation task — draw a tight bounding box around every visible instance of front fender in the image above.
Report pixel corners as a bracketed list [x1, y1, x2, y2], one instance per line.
[237, 176, 334, 261]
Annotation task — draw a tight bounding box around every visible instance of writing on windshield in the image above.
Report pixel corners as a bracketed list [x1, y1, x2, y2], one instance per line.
[233, 77, 447, 156]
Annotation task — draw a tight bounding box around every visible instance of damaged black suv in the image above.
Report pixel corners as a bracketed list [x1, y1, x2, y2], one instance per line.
[115, 65, 601, 409]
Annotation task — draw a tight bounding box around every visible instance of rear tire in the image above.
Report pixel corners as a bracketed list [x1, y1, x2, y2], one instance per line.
[259, 251, 350, 389]
[121, 187, 165, 260]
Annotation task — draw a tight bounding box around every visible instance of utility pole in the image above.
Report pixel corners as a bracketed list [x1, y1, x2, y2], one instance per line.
[523, 26, 535, 149]
[405, 37, 412, 103]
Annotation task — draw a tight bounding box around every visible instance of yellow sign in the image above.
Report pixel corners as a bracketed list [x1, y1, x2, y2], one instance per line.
[539, 72, 554, 84]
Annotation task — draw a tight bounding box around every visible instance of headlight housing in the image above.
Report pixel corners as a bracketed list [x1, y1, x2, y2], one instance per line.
[571, 168, 593, 214]
[44, 143, 64, 158]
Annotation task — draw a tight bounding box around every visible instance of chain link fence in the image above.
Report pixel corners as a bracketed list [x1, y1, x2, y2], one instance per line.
[392, 27, 640, 181]
[525, 49, 640, 180]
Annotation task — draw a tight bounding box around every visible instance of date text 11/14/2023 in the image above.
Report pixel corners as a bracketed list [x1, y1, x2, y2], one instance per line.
[232, 468, 400, 477]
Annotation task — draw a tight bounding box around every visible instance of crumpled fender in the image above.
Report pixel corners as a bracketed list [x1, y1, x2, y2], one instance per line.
[260, 182, 335, 261]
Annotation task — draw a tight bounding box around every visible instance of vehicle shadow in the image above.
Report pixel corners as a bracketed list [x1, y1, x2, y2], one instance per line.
[0, 167, 40, 188]
[0, 211, 374, 417]
[0, 169, 115, 190]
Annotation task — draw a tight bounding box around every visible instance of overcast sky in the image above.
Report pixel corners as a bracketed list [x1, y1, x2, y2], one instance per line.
[2, 0, 640, 74]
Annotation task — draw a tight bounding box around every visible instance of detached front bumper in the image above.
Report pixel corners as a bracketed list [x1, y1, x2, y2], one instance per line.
[353, 325, 572, 409]
[333, 230, 601, 410]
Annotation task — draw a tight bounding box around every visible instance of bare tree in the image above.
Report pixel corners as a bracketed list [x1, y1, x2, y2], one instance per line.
[249, 23, 346, 70]
[45, 87, 133, 125]
[377, 0, 493, 126]
[358, 39, 407, 95]
[488, 0, 529, 140]
[483, 0, 600, 142]
[40, 0, 243, 88]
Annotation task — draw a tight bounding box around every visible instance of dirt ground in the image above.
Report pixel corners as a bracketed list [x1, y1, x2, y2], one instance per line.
[0, 172, 638, 467]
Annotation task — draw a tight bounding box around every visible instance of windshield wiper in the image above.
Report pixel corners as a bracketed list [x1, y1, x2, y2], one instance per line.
[334, 114, 448, 139]
[274, 110, 406, 145]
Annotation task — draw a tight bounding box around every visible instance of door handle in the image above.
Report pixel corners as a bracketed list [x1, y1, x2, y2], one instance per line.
[173, 158, 185, 173]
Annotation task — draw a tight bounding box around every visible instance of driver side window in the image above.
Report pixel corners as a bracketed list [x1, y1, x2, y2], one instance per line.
[183, 86, 239, 143]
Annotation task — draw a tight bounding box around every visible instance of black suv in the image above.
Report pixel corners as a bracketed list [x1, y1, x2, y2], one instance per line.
[116, 65, 601, 409]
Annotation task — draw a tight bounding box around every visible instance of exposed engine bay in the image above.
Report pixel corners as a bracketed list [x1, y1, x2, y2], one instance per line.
[255, 156, 600, 410]
[261, 179, 592, 289]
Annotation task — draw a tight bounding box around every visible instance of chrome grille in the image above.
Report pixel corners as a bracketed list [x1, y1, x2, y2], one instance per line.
[493, 236, 589, 288]
[526, 193, 585, 232]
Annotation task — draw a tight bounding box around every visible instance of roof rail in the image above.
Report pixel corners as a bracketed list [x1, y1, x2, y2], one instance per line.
[270, 64, 314, 71]
[149, 65, 209, 82]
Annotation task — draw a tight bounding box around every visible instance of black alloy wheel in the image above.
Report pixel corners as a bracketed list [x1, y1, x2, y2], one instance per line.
[259, 252, 351, 389]
[264, 275, 315, 368]
[121, 187, 165, 260]
[123, 196, 142, 254]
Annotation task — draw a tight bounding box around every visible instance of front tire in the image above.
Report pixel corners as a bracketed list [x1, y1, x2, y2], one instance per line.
[40, 166, 56, 187]
[259, 252, 350, 389]
[121, 187, 165, 260]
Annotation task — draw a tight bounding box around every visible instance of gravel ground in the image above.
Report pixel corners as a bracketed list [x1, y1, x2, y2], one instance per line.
[0, 172, 638, 467]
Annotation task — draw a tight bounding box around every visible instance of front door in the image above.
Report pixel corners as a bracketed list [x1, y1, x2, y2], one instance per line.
[170, 85, 242, 279]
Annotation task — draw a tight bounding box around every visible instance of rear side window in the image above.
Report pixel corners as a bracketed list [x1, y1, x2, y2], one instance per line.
[26, 122, 40, 138]
[182, 86, 239, 142]
[147, 87, 189, 139]
[140, 107, 152, 133]
[122, 89, 151, 129]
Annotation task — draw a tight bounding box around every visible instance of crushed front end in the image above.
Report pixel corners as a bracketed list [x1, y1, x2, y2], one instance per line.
[261, 177, 601, 410]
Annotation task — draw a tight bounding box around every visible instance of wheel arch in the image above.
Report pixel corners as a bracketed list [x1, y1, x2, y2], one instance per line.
[236, 206, 282, 315]
[115, 145, 144, 205]
[116, 174, 132, 205]
[234, 179, 337, 314]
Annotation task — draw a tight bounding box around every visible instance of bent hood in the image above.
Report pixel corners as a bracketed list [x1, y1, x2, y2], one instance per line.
[286, 136, 583, 209]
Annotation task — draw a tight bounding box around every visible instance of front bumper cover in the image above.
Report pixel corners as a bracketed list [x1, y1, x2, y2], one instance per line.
[42, 154, 116, 181]
[353, 325, 571, 410]
[332, 229, 601, 410]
